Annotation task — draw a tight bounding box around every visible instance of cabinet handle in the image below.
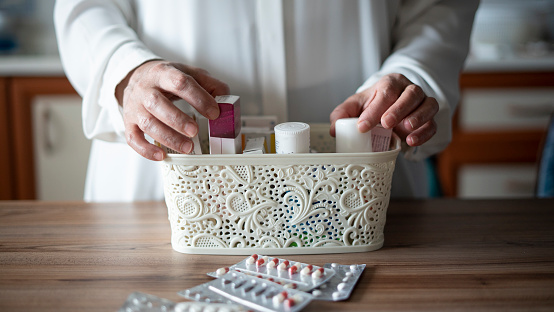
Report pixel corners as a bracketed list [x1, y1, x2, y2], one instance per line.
[507, 103, 554, 118]
[42, 106, 58, 154]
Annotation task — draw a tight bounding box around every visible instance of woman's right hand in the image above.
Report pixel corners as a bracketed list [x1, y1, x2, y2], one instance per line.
[116, 60, 230, 160]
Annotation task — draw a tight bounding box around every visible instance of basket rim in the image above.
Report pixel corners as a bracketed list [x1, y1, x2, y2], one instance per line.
[163, 133, 401, 166]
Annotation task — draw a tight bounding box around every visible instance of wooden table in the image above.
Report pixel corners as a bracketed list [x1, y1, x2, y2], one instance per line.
[1, 199, 553, 311]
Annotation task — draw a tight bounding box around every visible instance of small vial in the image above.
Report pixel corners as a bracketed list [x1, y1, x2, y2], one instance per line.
[335, 117, 372, 153]
[274, 122, 310, 154]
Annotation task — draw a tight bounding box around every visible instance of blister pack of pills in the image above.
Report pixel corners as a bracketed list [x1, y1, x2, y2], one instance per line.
[180, 271, 314, 312]
[207, 254, 335, 291]
[309, 263, 365, 301]
[119, 292, 245, 312]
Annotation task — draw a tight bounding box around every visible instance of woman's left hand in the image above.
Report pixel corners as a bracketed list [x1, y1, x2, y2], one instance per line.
[330, 73, 439, 147]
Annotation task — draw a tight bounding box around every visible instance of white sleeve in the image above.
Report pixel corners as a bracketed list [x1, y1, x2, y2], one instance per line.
[357, 0, 479, 161]
[54, 0, 161, 142]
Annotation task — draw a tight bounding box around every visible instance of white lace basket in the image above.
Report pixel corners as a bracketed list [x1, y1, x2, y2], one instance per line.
[161, 125, 401, 255]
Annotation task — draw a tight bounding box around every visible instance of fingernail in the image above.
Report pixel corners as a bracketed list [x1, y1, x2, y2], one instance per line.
[357, 120, 371, 133]
[383, 115, 396, 128]
[207, 106, 220, 119]
[408, 135, 418, 146]
[185, 123, 198, 137]
[407, 117, 417, 130]
[153, 151, 164, 161]
[181, 141, 193, 154]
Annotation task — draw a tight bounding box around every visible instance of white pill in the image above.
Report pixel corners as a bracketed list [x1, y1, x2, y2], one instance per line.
[332, 291, 341, 299]
[301, 267, 311, 275]
[337, 282, 347, 291]
[292, 294, 303, 303]
[311, 270, 322, 279]
[273, 293, 285, 305]
[342, 277, 350, 282]
[331, 263, 338, 268]
[312, 290, 322, 297]
[350, 265, 358, 272]
[345, 272, 353, 277]
[216, 267, 229, 276]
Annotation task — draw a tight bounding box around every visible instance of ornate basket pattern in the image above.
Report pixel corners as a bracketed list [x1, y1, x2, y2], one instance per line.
[161, 130, 400, 255]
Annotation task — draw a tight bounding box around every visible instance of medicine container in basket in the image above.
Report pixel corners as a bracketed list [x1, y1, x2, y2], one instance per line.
[161, 124, 401, 255]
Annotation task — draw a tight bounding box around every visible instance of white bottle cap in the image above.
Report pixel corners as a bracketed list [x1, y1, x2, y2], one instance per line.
[335, 117, 372, 153]
[274, 122, 310, 154]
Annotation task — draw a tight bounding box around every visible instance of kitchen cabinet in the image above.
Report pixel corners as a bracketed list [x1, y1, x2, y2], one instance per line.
[0, 78, 12, 199]
[1, 76, 81, 200]
[437, 71, 554, 198]
[32, 95, 91, 200]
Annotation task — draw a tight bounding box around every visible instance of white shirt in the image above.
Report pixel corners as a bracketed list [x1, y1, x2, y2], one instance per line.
[54, 0, 478, 202]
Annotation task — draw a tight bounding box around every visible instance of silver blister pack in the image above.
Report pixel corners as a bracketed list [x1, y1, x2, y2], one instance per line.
[119, 292, 176, 312]
[309, 263, 365, 301]
[174, 301, 247, 312]
[180, 271, 314, 312]
[207, 254, 335, 291]
[119, 292, 245, 312]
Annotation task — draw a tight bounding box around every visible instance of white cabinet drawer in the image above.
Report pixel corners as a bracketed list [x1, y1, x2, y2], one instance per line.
[458, 164, 537, 198]
[460, 88, 554, 132]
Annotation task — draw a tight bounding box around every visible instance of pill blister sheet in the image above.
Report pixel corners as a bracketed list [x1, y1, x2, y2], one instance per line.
[207, 255, 335, 291]
[118, 291, 245, 312]
[309, 263, 366, 301]
[180, 271, 314, 312]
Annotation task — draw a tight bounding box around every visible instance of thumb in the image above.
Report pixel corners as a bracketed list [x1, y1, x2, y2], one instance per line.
[329, 91, 374, 137]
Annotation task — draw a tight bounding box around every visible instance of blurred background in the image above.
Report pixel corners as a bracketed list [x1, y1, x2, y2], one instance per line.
[0, 0, 553, 201]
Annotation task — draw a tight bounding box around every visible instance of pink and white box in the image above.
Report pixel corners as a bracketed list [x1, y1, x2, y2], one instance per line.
[209, 95, 242, 154]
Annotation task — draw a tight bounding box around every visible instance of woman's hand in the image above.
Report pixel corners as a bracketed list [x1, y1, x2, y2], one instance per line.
[330, 73, 438, 146]
[116, 60, 229, 160]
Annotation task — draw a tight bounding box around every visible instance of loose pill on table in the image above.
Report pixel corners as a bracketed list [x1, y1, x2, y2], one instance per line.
[216, 267, 229, 276]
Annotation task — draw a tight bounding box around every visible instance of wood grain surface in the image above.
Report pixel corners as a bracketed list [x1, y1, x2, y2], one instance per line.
[1, 199, 553, 311]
